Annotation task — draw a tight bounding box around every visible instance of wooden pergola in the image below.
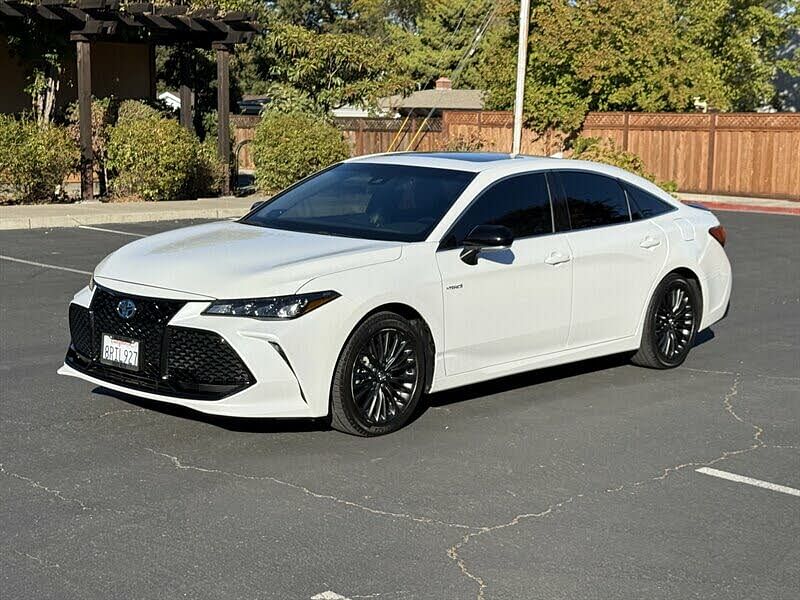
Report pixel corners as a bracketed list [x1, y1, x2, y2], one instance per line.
[0, 0, 259, 198]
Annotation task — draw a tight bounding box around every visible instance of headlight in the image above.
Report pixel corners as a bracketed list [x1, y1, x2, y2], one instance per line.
[203, 291, 340, 320]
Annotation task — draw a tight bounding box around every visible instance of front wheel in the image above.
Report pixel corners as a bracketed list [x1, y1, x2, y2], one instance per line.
[330, 312, 427, 436]
[632, 273, 702, 369]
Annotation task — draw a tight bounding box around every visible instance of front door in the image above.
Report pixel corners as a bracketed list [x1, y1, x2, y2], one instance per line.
[436, 172, 573, 375]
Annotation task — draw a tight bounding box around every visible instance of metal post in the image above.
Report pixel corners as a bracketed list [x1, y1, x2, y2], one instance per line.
[511, 0, 531, 156]
[215, 44, 231, 195]
[76, 39, 93, 200]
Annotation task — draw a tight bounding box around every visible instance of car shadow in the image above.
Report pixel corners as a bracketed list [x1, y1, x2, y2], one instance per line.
[91, 387, 331, 434]
[92, 329, 716, 434]
[423, 352, 633, 411]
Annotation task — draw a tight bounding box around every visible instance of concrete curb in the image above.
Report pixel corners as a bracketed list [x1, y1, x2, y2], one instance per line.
[684, 200, 800, 216]
[0, 198, 257, 231]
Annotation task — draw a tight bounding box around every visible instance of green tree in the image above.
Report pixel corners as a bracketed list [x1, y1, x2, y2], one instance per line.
[475, 0, 798, 132]
[235, 19, 413, 112]
[387, 0, 500, 90]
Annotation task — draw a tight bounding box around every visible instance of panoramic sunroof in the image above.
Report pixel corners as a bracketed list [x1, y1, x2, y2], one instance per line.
[406, 152, 515, 162]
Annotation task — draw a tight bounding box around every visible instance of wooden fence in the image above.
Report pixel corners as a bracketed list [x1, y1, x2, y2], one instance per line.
[233, 111, 800, 199]
[582, 112, 800, 199]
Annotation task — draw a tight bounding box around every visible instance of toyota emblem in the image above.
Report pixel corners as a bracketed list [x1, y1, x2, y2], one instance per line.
[116, 299, 137, 320]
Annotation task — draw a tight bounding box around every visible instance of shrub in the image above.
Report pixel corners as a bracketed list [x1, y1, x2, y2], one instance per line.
[116, 99, 163, 124]
[443, 132, 486, 152]
[252, 110, 350, 193]
[107, 115, 223, 201]
[571, 136, 678, 192]
[0, 115, 79, 204]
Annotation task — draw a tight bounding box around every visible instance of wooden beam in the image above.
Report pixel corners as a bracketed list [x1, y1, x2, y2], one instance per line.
[179, 46, 194, 133]
[216, 45, 231, 195]
[0, 2, 25, 17]
[76, 40, 93, 201]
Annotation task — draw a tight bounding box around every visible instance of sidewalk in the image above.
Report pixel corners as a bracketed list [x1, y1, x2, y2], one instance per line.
[675, 193, 800, 216]
[0, 191, 796, 231]
[0, 196, 257, 231]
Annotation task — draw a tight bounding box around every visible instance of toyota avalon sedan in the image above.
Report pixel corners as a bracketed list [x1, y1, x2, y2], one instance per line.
[59, 152, 731, 436]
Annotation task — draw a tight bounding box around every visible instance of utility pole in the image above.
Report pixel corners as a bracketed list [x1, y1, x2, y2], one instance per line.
[511, 0, 531, 156]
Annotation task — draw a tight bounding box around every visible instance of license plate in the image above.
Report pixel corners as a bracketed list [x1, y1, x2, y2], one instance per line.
[100, 334, 141, 371]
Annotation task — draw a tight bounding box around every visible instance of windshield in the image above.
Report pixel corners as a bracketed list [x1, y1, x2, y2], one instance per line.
[242, 163, 476, 242]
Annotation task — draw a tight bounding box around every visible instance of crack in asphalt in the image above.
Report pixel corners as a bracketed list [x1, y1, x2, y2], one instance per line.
[37, 368, 786, 600]
[12, 549, 61, 569]
[0, 463, 90, 511]
[145, 448, 475, 532]
[447, 370, 785, 599]
[138, 368, 797, 600]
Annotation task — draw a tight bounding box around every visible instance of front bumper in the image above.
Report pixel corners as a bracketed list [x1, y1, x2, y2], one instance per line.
[59, 285, 323, 419]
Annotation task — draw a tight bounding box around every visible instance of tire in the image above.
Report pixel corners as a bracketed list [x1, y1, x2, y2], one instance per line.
[631, 272, 702, 369]
[330, 312, 427, 436]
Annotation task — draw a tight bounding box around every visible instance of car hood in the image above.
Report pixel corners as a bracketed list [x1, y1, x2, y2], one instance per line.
[93, 221, 403, 299]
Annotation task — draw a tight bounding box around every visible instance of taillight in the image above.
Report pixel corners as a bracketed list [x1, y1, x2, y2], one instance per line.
[709, 225, 727, 247]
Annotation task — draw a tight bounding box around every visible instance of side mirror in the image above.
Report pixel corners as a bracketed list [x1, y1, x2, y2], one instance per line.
[460, 224, 514, 265]
[250, 200, 265, 212]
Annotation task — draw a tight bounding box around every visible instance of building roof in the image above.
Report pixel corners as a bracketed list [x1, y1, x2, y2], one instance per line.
[396, 89, 485, 112]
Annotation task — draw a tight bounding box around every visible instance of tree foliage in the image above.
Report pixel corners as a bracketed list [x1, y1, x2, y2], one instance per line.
[475, 0, 799, 131]
[252, 110, 350, 192]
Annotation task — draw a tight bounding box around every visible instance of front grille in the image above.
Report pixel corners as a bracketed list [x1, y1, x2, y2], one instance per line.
[91, 287, 184, 380]
[168, 327, 252, 388]
[68, 304, 93, 357]
[65, 286, 255, 400]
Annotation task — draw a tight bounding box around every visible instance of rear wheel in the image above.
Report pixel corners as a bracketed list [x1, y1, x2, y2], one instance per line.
[632, 273, 701, 369]
[330, 312, 426, 436]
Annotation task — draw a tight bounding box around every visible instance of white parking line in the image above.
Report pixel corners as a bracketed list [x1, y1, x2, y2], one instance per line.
[77, 225, 145, 237]
[0, 254, 91, 276]
[696, 467, 800, 497]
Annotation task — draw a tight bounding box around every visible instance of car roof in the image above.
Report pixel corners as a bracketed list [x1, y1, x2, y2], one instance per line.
[346, 151, 559, 173]
[344, 151, 679, 204]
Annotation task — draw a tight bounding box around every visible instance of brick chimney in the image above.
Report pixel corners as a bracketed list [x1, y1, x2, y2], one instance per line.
[435, 77, 452, 90]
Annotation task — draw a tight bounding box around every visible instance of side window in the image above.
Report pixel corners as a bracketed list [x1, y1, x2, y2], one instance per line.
[624, 183, 676, 220]
[556, 171, 630, 230]
[443, 173, 552, 247]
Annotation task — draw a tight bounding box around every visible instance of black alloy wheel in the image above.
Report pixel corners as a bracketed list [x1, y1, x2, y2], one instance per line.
[632, 273, 701, 369]
[654, 281, 696, 362]
[330, 312, 427, 436]
[351, 328, 419, 425]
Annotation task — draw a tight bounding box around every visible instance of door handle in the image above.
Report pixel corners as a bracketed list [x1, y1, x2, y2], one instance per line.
[544, 251, 571, 265]
[640, 236, 662, 249]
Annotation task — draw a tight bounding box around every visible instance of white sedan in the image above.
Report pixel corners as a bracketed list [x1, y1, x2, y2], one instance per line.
[60, 152, 732, 436]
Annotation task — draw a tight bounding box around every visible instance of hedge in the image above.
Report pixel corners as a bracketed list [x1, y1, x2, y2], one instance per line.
[107, 114, 223, 201]
[0, 116, 79, 204]
[252, 111, 350, 193]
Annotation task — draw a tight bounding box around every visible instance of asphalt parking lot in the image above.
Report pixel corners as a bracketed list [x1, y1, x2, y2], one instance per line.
[1, 213, 798, 600]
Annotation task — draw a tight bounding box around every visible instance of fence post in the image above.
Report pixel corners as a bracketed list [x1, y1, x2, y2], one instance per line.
[622, 113, 630, 151]
[356, 119, 364, 156]
[706, 113, 717, 194]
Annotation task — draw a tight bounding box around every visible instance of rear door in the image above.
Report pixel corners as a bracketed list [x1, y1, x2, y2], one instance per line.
[436, 172, 572, 375]
[551, 170, 668, 348]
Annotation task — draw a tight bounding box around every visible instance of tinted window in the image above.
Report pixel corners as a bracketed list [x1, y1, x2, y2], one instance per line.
[557, 171, 630, 230]
[443, 173, 552, 247]
[624, 183, 676, 220]
[243, 163, 475, 242]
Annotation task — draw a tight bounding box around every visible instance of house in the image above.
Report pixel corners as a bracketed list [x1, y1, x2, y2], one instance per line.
[393, 77, 485, 117]
[158, 91, 181, 111]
